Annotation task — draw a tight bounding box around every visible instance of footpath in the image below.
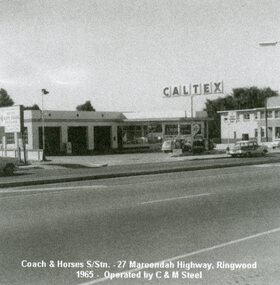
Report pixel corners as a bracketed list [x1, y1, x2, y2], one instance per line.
[1, 152, 280, 188]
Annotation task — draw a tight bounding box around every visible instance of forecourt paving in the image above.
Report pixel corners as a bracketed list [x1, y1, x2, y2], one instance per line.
[1, 154, 280, 188]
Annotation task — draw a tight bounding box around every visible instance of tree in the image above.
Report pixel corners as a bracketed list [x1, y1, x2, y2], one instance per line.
[205, 87, 278, 141]
[76, 100, 95, 111]
[24, 104, 41, 110]
[0, 89, 14, 107]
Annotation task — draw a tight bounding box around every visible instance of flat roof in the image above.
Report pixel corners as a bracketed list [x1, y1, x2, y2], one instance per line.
[122, 110, 209, 121]
[23, 109, 209, 122]
[218, 106, 280, 114]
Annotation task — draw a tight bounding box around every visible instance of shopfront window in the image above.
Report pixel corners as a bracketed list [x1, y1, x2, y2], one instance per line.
[122, 124, 163, 145]
[180, 124, 191, 135]
[165, 124, 178, 135]
[122, 126, 143, 144]
[147, 124, 162, 143]
[148, 124, 162, 133]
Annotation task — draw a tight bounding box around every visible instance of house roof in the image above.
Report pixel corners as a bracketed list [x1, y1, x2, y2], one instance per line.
[218, 106, 280, 114]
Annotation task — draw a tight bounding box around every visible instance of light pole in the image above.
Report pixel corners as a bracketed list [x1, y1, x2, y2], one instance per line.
[190, 94, 200, 148]
[258, 41, 279, 142]
[41, 89, 49, 160]
[190, 94, 194, 147]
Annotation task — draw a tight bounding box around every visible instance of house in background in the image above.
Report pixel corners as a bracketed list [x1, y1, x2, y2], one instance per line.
[219, 96, 280, 144]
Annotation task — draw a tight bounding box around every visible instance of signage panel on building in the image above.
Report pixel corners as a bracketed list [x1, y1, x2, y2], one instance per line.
[163, 81, 223, 97]
[228, 111, 236, 123]
[0, 105, 24, 133]
[192, 123, 201, 135]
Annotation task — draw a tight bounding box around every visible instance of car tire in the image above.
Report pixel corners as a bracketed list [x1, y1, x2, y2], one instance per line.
[3, 164, 15, 176]
[231, 154, 237, 158]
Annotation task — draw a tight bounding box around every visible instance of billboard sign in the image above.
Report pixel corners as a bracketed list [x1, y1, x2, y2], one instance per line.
[163, 81, 224, 97]
[0, 105, 24, 133]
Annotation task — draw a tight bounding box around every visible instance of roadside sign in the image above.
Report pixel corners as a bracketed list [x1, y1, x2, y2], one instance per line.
[0, 105, 24, 133]
[192, 123, 201, 135]
[228, 112, 236, 123]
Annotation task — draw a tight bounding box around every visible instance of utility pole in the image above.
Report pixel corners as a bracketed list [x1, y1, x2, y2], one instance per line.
[190, 94, 194, 148]
[265, 97, 268, 142]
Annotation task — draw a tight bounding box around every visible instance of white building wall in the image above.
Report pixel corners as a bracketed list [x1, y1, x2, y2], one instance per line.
[31, 123, 40, 149]
[220, 111, 258, 143]
[26, 119, 120, 151]
[24, 121, 35, 149]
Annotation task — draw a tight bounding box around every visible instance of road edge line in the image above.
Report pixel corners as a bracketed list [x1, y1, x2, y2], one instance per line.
[77, 226, 280, 285]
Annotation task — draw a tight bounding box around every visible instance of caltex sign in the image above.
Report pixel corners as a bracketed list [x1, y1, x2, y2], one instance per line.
[163, 81, 223, 97]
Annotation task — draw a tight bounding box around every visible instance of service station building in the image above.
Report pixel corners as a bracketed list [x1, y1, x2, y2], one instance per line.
[0, 107, 210, 158]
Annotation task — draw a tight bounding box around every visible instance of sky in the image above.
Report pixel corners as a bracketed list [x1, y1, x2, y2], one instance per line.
[1, 0, 280, 114]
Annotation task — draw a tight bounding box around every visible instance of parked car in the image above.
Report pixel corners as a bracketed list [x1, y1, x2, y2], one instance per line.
[271, 138, 280, 149]
[0, 157, 19, 175]
[229, 140, 268, 157]
[162, 138, 201, 153]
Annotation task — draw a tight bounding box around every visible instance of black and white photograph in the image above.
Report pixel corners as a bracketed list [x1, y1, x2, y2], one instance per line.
[0, 0, 280, 284]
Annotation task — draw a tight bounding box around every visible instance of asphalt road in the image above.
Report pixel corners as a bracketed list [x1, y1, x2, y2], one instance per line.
[0, 164, 279, 284]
